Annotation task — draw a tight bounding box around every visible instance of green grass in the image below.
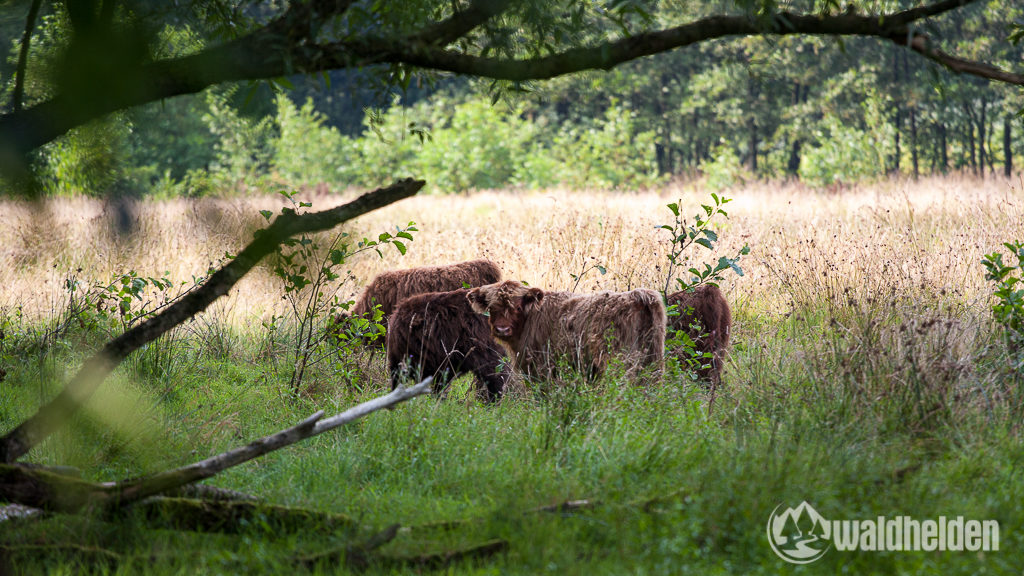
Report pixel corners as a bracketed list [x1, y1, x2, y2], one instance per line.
[2, 290, 1023, 574]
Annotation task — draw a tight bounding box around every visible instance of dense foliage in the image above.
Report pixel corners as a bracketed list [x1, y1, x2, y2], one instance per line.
[1, 0, 1020, 195]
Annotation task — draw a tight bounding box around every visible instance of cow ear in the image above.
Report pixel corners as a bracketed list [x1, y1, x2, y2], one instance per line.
[467, 288, 488, 314]
[522, 287, 544, 308]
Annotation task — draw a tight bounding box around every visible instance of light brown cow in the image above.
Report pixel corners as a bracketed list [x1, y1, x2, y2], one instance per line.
[666, 285, 732, 388]
[334, 259, 502, 343]
[467, 280, 666, 382]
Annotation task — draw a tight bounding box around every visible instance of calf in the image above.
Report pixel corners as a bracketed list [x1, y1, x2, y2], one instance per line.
[666, 285, 731, 387]
[467, 280, 666, 382]
[387, 289, 510, 402]
[333, 258, 501, 344]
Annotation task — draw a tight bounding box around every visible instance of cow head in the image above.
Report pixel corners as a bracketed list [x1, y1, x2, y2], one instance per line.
[467, 281, 544, 342]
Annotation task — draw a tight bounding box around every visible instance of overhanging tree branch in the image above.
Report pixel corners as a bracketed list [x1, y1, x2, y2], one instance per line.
[0, 178, 425, 464]
[0, 0, 1012, 170]
[895, 33, 1024, 86]
[348, 4, 1011, 83]
[410, 0, 514, 46]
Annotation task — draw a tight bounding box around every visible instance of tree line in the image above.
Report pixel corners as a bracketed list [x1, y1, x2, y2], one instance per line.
[1, 0, 1020, 196]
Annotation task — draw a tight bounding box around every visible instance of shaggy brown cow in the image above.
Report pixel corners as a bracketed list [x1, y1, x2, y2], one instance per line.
[666, 285, 732, 387]
[334, 259, 502, 343]
[467, 281, 666, 382]
[387, 289, 509, 402]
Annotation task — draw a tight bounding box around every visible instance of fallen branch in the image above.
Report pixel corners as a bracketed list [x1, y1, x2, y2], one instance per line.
[400, 539, 509, 570]
[530, 499, 594, 514]
[0, 543, 121, 565]
[0, 177, 424, 464]
[0, 378, 432, 513]
[300, 534, 508, 572]
[162, 484, 256, 502]
[110, 378, 433, 507]
[126, 497, 354, 534]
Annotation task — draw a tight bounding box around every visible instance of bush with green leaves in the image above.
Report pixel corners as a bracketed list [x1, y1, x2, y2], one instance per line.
[272, 94, 360, 188]
[263, 191, 417, 392]
[264, 95, 667, 194]
[415, 98, 536, 192]
[658, 193, 749, 389]
[349, 99, 431, 188]
[701, 144, 745, 191]
[203, 88, 275, 190]
[549, 102, 663, 190]
[982, 241, 1024, 375]
[798, 90, 894, 187]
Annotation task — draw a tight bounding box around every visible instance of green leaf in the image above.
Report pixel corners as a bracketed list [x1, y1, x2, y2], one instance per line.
[259, 210, 272, 221]
[695, 238, 713, 250]
[393, 241, 407, 255]
[667, 202, 680, 217]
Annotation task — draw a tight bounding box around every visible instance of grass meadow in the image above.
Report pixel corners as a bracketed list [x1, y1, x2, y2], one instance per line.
[2, 175, 1024, 574]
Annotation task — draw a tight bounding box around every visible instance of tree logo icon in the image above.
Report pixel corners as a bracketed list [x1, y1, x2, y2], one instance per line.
[766, 501, 832, 564]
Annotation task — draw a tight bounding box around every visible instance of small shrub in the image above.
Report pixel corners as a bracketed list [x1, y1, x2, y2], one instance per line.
[264, 191, 416, 392]
[657, 194, 749, 391]
[982, 241, 1024, 375]
[702, 144, 744, 191]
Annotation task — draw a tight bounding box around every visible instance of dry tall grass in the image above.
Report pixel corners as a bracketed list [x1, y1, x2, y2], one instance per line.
[2, 175, 1022, 334]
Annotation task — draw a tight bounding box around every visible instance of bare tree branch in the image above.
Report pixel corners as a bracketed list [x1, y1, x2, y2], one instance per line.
[0, 378, 432, 512]
[0, 178, 425, 464]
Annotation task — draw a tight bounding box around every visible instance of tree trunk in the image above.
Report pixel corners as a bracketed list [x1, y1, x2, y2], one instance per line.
[939, 122, 948, 173]
[747, 72, 758, 173]
[691, 112, 700, 170]
[1006, 115, 1013, 178]
[966, 107, 977, 175]
[663, 74, 675, 175]
[787, 139, 802, 176]
[11, 0, 43, 112]
[910, 106, 919, 179]
[979, 99, 987, 178]
[787, 82, 803, 176]
[893, 107, 902, 173]
[891, 49, 901, 174]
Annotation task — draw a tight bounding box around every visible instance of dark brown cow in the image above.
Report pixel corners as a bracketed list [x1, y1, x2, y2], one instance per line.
[666, 285, 732, 387]
[333, 259, 502, 343]
[387, 289, 509, 402]
[467, 280, 666, 382]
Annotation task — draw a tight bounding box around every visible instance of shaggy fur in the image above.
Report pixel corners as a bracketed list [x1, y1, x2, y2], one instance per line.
[334, 259, 502, 342]
[387, 289, 509, 402]
[467, 280, 666, 381]
[666, 285, 732, 387]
